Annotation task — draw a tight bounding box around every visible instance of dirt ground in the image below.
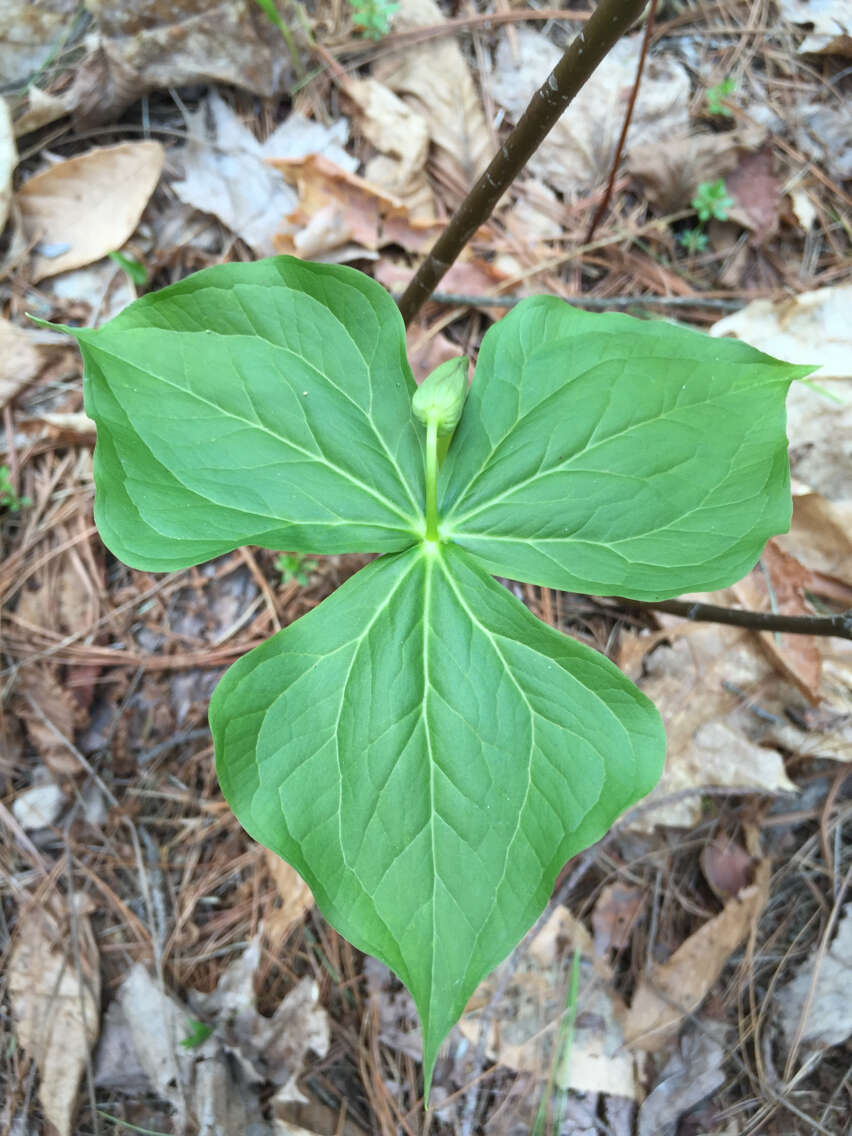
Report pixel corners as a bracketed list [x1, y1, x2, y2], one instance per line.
[1, 1, 851, 1133]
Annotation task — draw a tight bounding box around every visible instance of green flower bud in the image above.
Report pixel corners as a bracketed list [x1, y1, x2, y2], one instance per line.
[412, 356, 469, 436]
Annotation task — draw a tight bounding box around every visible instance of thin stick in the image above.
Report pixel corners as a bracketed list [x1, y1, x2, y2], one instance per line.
[584, 0, 658, 243]
[397, 0, 650, 326]
[626, 598, 852, 641]
[396, 291, 745, 312]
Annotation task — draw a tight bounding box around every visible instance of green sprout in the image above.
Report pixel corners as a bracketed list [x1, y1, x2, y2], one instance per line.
[0, 466, 30, 513]
[108, 250, 148, 288]
[679, 227, 709, 254]
[275, 551, 319, 587]
[705, 77, 736, 117]
[348, 0, 399, 39]
[180, 1019, 213, 1049]
[692, 179, 734, 223]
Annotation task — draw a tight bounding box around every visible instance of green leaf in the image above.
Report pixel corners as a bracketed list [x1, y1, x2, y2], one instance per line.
[71, 257, 424, 571]
[440, 297, 813, 601]
[211, 542, 664, 1092]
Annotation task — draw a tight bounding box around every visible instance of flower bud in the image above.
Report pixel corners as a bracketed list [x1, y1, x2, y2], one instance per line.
[412, 356, 468, 436]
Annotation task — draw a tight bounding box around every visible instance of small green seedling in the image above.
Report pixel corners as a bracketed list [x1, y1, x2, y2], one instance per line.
[678, 227, 709, 254]
[180, 1019, 213, 1049]
[108, 250, 148, 288]
[348, 0, 399, 39]
[0, 466, 30, 513]
[692, 178, 734, 223]
[705, 77, 736, 117]
[39, 256, 811, 1095]
[275, 550, 319, 587]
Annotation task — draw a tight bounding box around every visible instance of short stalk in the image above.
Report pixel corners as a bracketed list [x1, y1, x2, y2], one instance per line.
[425, 417, 439, 541]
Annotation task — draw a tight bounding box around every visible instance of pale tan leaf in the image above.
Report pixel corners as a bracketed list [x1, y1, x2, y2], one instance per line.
[264, 849, 314, 948]
[9, 893, 101, 1136]
[16, 666, 81, 776]
[0, 95, 15, 234]
[18, 141, 164, 280]
[776, 493, 852, 581]
[627, 127, 763, 213]
[0, 319, 51, 409]
[710, 285, 852, 379]
[623, 861, 770, 1052]
[13, 85, 74, 136]
[776, 904, 852, 1048]
[778, 0, 852, 55]
[373, 0, 491, 188]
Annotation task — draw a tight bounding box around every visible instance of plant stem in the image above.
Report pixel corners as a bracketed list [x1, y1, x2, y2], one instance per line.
[397, 0, 650, 326]
[425, 417, 439, 540]
[624, 598, 852, 641]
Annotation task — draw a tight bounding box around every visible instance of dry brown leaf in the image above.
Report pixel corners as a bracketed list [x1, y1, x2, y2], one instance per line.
[9, 892, 101, 1136]
[264, 849, 314, 948]
[0, 319, 61, 409]
[67, 0, 298, 125]
[726, 146, 780, 243]
[778, 0, 852, 55]
[489, 27, 689, 193]
[0, 94, 15, 233]
[710, 285, 852, 379]
[18, 141, 163, 280]
[792, 103, 852, 183]
[345, 77, 434, 218]
[592, 884, 646, 955]
[732, 541, 822, 704]
[13, 84, 75, 136]
[627, 128, 763, 213]
[786, 380, 852, 503]
[776, 904, 852, 1048]
[776, 492, 852, 581]
[373, 0, 491, 189]
[623, 860, 770, 1052]
[15, 666, 81, 776]
[461, 906, 637, 1098]
[272, 154, 445, 256]
[700, 837, 756, 901]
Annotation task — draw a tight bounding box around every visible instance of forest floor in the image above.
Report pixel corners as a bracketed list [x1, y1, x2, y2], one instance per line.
[1, 1, 851, 1133]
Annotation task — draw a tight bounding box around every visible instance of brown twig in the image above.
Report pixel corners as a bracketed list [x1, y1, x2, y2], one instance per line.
[584, 0, 658, 243]
[395, 291, 745, 311]
[397, 0, 650, 326]
[626, 598, 852, 641]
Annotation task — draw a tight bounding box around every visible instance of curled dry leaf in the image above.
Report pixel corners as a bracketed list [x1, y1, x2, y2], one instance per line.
[776, 904, 852, 1048]
[777, 492, 852, 582]
[18, 141, 164, 280]
[710, 284, 852, 379]
[0, 95, 15, 233]
[732, 541, 823, 704]
[700, 837, 755, 901]
[460, 906, 637, 1099]
[0, 318, 65, 410]
[15, 666, 82, 776]
[623, 860, 770, 1052]
[592, 883, 646, 955]
[9, 892, 101, 1136]
[489, 28, 689, 193]
[373, 0, 491, 190]
[725, 146, 780, 243]
[67, 0, 299, 125]
[778, 0, 852, 56]
[264, 848, 314, 949]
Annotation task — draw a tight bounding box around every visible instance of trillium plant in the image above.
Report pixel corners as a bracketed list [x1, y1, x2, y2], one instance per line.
[45, 256, 810, 1094]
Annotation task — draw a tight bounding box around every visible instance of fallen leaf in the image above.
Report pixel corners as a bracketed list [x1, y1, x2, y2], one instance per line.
[364, 956, 423, 1060]
[12, 779, 66, 830]
[46, 256, 136, 324]
[637, 1023, 728, 1136]
[0, 0, 74, 87]
[778, 0, 852, 55]
[725, 146, 780, 242]
[173, 91, 356, 256]
[710, 285, 852, 379]
[13, 85, 75, 136]
[461, 906, 637, 1099]
[9, 892, 101, 1136]
[776, 904, 852, 1048]
[15, 666, 82, 776]
[0, 319, 65, 409]
[488, 27, 689, 193]
[629, 627, 795, 830]
[786, 380, 852, 503]
[700, 837, 755, 901]
[373, 0, 491, 189]
[592, 884, 646, 955]
[776, 492, 852, 581]
[732, 541, 822, 704]
[0, 95, 15, 233]
[627, 127, 763, 213]
[272, 154, 445, 257]
[345, 77, 434, 217]
[792, 103, 852, 183]
[623, 861, 770, 1051]
[67, 0, 300, 125]
[18, 141, 164, 280]
[264, 848, 314, 948]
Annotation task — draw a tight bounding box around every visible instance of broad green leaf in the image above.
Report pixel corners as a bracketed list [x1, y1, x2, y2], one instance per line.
[71, 257, 424, 571]
[440, 297, 814, 601]
[211, 542, 664, 1091]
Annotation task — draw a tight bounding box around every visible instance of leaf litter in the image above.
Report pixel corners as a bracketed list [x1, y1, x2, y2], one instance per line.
[2, 2, 852, 1133]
